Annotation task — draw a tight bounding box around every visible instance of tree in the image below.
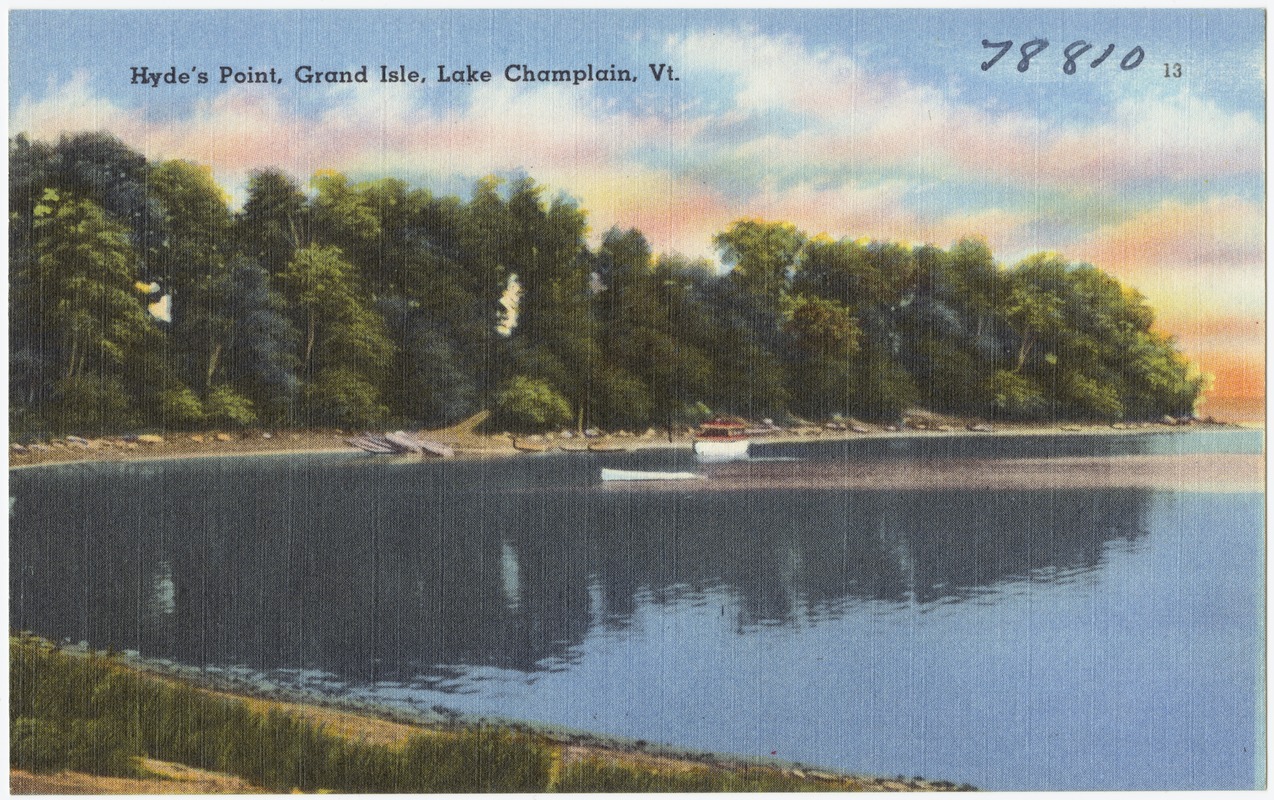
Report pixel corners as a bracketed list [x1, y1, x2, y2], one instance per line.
[494, 376, 573, 431]
[149, 160, 234, 393]
[25, 191, 164, 432]
[281, 245, 393, 426]
[782, 294, 862, 419]
[715, 219, 805, 304]
[236, 170, 307, 276]
[217, 258, 300, 424]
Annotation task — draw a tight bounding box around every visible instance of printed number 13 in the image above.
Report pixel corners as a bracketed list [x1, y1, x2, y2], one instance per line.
[1164, 62, 1183, 77]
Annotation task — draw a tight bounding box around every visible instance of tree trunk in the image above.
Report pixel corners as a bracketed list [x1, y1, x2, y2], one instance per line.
[304, 313, 316, 372]
[65, 335, 78, 380]
[1015, 330, 1033, 372]
[205, 342, 223, 391]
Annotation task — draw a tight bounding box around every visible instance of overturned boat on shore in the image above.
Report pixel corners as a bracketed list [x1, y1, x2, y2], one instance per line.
[346, 431, 454, 457]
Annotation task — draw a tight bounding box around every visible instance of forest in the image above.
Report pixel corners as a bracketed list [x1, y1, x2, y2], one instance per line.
[9, 132, 1204, 437]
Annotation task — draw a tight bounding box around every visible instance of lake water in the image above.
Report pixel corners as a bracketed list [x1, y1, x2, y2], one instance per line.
[9, 430, 1264, 790]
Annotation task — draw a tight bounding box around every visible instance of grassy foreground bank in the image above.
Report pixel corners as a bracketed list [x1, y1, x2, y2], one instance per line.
[10, 636, 972, 793]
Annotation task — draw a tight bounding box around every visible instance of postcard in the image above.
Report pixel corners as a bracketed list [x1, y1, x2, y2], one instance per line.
[7, 8, 1265, 793]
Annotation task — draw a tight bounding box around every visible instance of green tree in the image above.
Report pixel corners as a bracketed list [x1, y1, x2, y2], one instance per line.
[237, 170, 308, 276]
[26, 192, 164, 432]
[715, 219, 805, 304]
[150, 160, 235, 394]
[282, 245, 393, 426]
[494, 375, 573, 431]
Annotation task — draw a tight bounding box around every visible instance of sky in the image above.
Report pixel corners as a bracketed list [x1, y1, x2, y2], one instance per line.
[9, 8, 1266, 418]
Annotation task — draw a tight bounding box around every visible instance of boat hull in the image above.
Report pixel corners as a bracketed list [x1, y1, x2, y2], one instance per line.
[693, 438, 750, 462]
[600, 468, 701, 481]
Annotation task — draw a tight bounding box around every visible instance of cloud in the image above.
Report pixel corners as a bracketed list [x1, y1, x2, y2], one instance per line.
[672, 30, 1263, 192]
[1065, 194, 1263, 276]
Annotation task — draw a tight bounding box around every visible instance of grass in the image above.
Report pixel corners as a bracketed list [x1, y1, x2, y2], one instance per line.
[10, 636, 550, 792]
[11, 635, 956, 792]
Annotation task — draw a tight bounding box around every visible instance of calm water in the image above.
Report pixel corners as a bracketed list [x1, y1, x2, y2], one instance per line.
[9, 431, 1264, 790]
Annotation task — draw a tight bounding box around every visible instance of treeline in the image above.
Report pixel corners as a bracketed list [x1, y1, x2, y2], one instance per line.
[9, 132, 1203, 437]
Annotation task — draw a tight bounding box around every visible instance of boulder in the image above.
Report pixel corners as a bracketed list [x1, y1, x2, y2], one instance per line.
[137, 434, 164, 445]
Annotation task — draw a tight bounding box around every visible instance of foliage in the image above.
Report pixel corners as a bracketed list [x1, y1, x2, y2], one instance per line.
[555, 757, 858, 792]
[160, 386, 205, 427]
[495, 375, 574, 431]
[9, 637, 553, 792]
[8, 133, 1206, 434]
[989, 369, 1045, 419]
[203, 385, 258, 427]
[303, 367, 389, 428]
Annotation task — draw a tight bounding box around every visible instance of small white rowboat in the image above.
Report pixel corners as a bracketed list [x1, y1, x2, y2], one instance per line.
[600, 468, 702, 482]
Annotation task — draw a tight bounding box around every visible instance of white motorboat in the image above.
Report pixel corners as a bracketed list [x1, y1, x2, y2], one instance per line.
[693, 417, 750, 462]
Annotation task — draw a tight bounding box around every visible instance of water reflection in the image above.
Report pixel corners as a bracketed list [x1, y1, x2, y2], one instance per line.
[11, 451, 1151, 682]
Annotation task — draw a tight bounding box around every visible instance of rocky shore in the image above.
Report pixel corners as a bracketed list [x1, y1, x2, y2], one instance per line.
[8, 410, 1248, 470]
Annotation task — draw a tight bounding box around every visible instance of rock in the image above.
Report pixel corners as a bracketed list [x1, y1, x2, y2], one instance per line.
[137, 434, 165, 444]
[1160, 415, 1177, 426]
[66, 435, 90, 447]
[935, 424, 953, 432]
[850, 425, 870, 434]
[190, 434, 205, 443]
[262, 431, 273, 439]
[884, 425, 899, 432]
[966, 423, 993, 432]
[584, 427, 602, 438]
[11, 444, 28, 454]
[215, 433, 233, 442]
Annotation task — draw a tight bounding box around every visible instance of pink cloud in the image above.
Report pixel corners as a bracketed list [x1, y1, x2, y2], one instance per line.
[1068, 196, 1264, 275]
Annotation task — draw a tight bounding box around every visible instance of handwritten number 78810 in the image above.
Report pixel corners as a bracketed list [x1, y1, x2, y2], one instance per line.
[981, 39, 1145, 73]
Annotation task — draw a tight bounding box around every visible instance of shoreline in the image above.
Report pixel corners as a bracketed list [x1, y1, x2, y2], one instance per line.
[12, 637, 971, 793]
[8, 417, 1259, 471]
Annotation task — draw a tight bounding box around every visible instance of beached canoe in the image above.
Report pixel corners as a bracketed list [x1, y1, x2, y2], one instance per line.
[587, 441, 629, 453]
[512, 439, 550, 453]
